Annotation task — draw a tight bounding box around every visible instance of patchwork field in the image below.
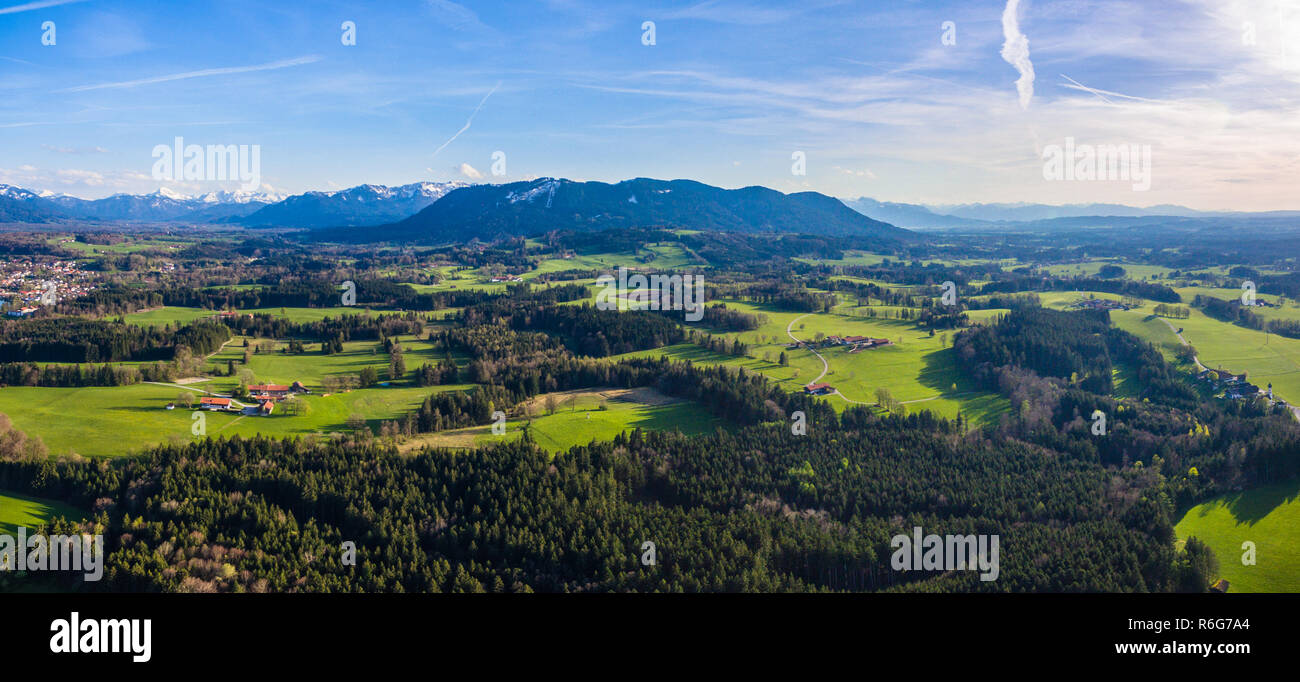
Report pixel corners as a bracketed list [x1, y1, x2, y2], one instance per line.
[0, 334, 472, 457]
[400, 387, 723, 454]
[618, 299, 1011, 426]
[1174, 480, 1300, 593]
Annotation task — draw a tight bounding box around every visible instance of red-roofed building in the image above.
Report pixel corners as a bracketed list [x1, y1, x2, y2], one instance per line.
[248, 384, 290, 399]
[199, 397, 234, 410]
[803, 382, 834, 395]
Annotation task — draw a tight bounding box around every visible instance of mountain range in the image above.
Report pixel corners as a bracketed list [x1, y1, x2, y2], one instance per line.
[0, 182, 466, 227]
[319, 178, 912, 244]
[841, 196, 1300, 229]
[234, 182, 468, 228]
[5, 178, 1297, 239]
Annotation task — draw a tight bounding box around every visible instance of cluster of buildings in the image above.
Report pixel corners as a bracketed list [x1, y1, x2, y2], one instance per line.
[188, 381, 310, 417]
[0, 259, 95, 317]
[1072, 298, 1132, 312]
[1197, 369, 1286, 405]
[789, 335, 893, 353]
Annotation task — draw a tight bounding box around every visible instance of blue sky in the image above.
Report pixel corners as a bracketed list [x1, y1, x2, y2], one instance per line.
[2, 0, 1298, 210]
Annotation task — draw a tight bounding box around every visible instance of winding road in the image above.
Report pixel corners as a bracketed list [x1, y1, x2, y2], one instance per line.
[786, 314, 829, 385]
[1157, 316, 1300, 422]
[784, 314, 909, 406]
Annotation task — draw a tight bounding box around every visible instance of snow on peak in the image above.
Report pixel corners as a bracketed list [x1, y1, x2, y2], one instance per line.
[506, 179, 560, 207]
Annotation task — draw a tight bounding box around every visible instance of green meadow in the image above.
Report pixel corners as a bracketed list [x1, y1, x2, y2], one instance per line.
[0, 334, 473, 457]
[0, 490, 83, 535]
[1111, 304, 1300, 406]
[1174, 480, 1300, 593]
[403, 387, 724, 454]
[617, 298, 1011, 426]
[123, 305, 369, 327]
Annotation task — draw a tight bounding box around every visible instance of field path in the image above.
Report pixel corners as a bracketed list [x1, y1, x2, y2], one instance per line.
[786, 313, 881, 406]
[1159, 317, 1206, 370]
[786, 314, 829, 384]
[144, 381, 254, 409]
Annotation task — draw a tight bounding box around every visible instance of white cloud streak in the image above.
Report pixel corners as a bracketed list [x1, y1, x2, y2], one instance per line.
[1000, 0, 1035, 109]
[61, 55, 321, 92]
[0, 0, 87, 15]
[432, 82, 500, 158]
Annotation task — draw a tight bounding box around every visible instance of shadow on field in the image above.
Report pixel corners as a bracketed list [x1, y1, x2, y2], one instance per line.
[1222, 479, 1300, 526]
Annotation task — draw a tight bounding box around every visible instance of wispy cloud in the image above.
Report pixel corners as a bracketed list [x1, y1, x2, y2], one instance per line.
[61, 55, 321, 92]
[458, 163, 483, 179]
[1000, 0, 1035, 109]
[42, 144, 108, 154]
[432, 82, 500, 158]
[425, 0, 490, 32]
[0, 0, 87, 15]
[662, 1, 801, 26]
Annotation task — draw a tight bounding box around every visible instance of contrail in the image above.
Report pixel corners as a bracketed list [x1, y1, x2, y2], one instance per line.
[1059, 75, 1113, 105]
[432, 82, 501, 158]
[1059, 74, 1164, 105]
[0, 0, 88, 15]
[62, 55, 321, 92]
[999, 0, 1034, 109]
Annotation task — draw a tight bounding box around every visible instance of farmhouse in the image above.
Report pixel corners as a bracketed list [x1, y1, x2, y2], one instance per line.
[804, 382, 834, 395]
[290, 381, 310, 394]
[259, 401, 274, 416]
[249, 384, 291, 399]
[199, 397, 234, 411]
[1225, 383, 1260, 400]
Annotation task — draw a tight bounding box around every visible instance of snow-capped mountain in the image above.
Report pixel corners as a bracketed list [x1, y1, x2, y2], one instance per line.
[0, 182, 451, 225]
[197, 189, 288, 204]
[0, 184, 66, 222]
[235, 181, 470, 227]
[45, 189, 209, 222]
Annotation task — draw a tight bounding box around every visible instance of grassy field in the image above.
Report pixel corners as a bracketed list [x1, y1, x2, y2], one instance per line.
[0, 334, 472, 457]
[49, 236, 195, 255]
[1174, 479, 1300, 592]
[529, 242, 700, 279]
[1110, 304, 1300, 406]
[123, 305, 370, 327]
[1042, 260, 1178, 281]
[616, 298, 1011, 426]
[0, 490, 83, 535]
[401, 387, 724, 454]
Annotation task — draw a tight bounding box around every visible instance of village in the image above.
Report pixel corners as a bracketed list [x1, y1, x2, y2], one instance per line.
[0, 257, 96, 317]
[1197, 368, 1287, 407]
